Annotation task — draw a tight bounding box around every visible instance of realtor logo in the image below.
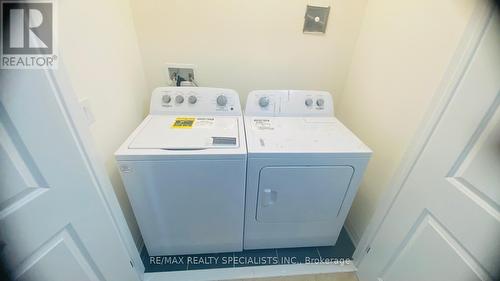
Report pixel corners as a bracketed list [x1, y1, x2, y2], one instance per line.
[1, 0, 57, 69]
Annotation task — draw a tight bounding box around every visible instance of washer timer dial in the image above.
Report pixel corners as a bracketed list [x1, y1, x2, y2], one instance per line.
[216, 95, 228, 106]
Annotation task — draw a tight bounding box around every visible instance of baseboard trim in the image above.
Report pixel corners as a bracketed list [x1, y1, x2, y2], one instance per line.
[145, 263, 356, 281]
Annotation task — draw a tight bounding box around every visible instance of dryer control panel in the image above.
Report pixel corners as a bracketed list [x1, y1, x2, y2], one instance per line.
[245, 90, 334, 117]
[150, 87, 242, 116]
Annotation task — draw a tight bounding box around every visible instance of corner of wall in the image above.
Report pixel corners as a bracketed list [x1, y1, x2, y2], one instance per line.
[344, 215, 361, 247]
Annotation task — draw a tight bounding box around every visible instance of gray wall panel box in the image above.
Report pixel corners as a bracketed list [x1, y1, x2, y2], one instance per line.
[303, 5, 330, 34]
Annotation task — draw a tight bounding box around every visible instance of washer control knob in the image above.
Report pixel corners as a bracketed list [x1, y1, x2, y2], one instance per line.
[305, 98, 313, 106]
[162, 95, 171, 103]
[175, 95, 184, 104]
[259, 97, 270, 107]
[216, 95, 228, 106]
[188, 95, 197, 104]
[316, 98, 325, 107]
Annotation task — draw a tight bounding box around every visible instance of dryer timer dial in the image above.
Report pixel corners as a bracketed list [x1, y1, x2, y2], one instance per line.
[259, 97, 270, 107]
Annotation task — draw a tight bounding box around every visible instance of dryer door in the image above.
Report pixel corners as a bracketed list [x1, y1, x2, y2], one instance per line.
[256, 166, 354, 223]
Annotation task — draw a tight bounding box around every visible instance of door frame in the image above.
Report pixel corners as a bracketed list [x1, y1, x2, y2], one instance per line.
[352, 0, 495, 268]
[46, 60, 145, 279]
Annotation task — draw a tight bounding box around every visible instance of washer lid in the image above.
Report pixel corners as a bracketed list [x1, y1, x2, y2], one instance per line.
[129, 115, 239, 149]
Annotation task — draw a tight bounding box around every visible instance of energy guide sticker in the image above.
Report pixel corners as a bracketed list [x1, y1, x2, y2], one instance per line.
[172, 117, 195, 129]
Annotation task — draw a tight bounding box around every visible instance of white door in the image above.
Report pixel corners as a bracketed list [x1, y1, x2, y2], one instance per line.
[0, 67, 140, 280]
[356, 9, 500, 281]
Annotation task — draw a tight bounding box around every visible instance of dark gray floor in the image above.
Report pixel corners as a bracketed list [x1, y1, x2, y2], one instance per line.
[142, 228, 355, 272]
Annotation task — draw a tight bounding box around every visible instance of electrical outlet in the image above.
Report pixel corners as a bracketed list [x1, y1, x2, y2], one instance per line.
[164, 63, 197, 86]
[303, 5, 330, 34]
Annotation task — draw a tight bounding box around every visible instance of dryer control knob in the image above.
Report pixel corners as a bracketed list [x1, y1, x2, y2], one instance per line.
[162, 95, 171, 103]
[305, 98, 313, 106]
[216, 95, 228, 106]
[316, 98, 325, 107]
[175, 95, 184, 104]
[188, 95, 197, 104]
[259, 97, 270, 107]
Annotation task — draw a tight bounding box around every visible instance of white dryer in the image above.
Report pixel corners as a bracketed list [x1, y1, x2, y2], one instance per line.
[243, 90, 372, 250]
[116, 87, 247, 256]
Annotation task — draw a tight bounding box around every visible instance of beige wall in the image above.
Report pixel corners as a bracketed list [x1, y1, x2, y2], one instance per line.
[59, 0, 147, 245]
[131, 0, 368, 105]
[338, 0, 479, 243]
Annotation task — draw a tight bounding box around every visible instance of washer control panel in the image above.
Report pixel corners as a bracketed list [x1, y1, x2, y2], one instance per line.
[150, 87, 242, 116]
[245, 90, 334, 117]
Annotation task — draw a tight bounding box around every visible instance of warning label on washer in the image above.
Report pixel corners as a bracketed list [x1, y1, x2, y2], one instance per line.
[252, 119, 274, 130]
[194, 117, 215, 128]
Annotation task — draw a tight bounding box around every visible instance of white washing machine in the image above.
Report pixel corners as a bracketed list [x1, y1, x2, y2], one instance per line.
[243, 90, 372, 250]
[116, 87, 247, 256]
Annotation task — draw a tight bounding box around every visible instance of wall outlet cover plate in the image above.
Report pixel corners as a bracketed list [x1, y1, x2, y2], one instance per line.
[303, 5, 330, 34]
